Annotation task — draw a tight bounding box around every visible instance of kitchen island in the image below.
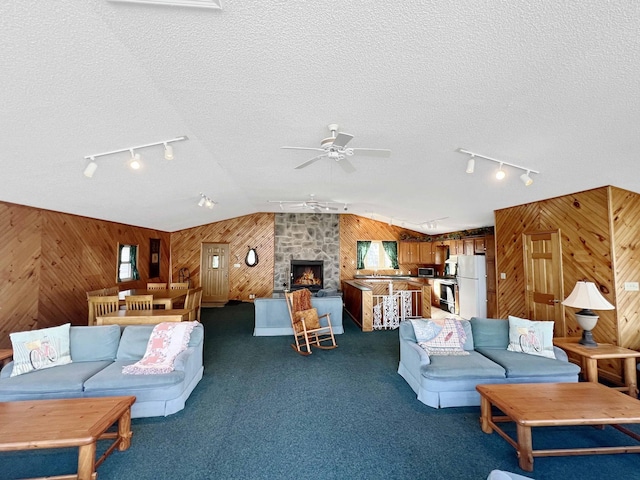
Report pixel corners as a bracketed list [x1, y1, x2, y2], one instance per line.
[342, 277, 431, 331]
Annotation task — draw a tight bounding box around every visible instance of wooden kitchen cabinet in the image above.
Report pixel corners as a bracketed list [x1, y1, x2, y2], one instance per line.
[450, 240, 463, 255]
[474, 237, 486, 253]
[399, 241, 419, 264]
[434, 244, 448, 265]
[418, 242, 433, 263]
[463, 239, 475, 255]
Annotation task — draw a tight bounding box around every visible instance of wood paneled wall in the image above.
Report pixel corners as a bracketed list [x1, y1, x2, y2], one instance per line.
[170, 213, 275, 302]
[495, 186, 640, 379]
[0, 201, 170, 349]
[339, 214, 423, 280]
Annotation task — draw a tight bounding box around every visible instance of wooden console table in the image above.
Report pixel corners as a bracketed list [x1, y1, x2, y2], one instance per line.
[0, 396, 136, 480]
[554, 339, 640, 398]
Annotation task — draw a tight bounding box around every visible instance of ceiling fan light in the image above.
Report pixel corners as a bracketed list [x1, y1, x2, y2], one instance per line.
[520, 171, 533, 186]
[84, 158, 98, 178]
[164, 143, 174, 160]
[466, 156, 475, 174]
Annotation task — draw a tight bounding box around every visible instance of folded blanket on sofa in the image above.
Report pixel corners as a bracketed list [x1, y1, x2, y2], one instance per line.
[123, 322, 198, 375]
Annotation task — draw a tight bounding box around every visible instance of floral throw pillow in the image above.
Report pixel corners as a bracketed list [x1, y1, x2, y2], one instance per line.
[9, 323, 72, 377]
[506, 316, 555, 359]
[411, 318, 469, 356]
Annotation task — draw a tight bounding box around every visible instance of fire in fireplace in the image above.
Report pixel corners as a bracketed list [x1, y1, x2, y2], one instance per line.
[290, 260, 324, 292]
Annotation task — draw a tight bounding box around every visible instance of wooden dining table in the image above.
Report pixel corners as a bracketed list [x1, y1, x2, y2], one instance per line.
[96, 309, 191, 325]
[118, 289, 187, 309]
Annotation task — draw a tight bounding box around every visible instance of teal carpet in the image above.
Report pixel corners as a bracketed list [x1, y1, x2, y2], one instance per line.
[3, 304, 639, 479]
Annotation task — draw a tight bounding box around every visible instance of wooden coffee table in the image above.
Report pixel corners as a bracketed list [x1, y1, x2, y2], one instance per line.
[0, 396, 136, 480]
[477, 383, 640, 472]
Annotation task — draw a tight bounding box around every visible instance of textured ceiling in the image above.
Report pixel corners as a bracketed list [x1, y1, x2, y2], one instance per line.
[1, 1, 639, 233]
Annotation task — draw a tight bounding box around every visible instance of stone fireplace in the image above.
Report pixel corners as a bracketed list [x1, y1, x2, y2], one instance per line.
[290, 260, 323, 292]
[273, 213, 340, 292]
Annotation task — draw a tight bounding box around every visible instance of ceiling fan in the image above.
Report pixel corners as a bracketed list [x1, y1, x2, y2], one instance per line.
[281, 123, 391, 173]
[268, 194, 346, 213]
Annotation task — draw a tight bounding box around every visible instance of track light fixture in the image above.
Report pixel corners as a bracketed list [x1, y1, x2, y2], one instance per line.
[83, 157, 98, 178]
[520, 170, 533, 186]
[129, 150, 142, 170]
[164, 143, 174, 160]
[198, 193, 215, 209]
[457, 148, 539, 186]
[466, 155, 475, 174]
[83, 136, 187, 177]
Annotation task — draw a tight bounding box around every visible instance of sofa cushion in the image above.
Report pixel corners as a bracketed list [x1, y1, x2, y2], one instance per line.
[421, 351, 506, 380]
[470, 317, 509, 349]
[83, 360, 187, 402]
[0, 360, 112, 396]
[117, 324, 204, 361]
[476, 347, 581, 378]
[70, 325, 121, 362]
[9, 323, 72, 377]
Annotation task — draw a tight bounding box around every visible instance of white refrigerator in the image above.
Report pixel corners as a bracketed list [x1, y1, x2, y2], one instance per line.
[456, 255, 487, 320]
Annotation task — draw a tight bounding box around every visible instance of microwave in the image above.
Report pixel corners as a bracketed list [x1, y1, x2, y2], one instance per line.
[417, 267, 436, 278]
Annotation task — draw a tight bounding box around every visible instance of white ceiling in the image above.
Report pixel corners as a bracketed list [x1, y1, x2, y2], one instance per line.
[2, 1, 639, 234]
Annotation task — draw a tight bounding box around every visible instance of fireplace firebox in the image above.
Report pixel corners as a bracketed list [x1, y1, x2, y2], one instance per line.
[290, 260, 324, 292]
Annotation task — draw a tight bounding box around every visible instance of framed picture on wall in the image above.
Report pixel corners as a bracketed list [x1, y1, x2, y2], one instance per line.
[149, 238, 160, 278]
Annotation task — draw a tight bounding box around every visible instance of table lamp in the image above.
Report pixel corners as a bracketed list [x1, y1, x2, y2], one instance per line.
[562, 280, 615, 347]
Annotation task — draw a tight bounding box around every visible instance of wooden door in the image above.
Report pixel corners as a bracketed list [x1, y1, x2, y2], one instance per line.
[523, 231, 565, 336]
[200, 243, 229, 303]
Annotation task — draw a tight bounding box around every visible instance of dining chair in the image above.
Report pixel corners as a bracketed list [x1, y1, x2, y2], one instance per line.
[125, 294, 154, 310]
[170, 282, 189, 290]
[147, 283, 167, 290]
[185, 287, 203, 321]
[104, 286, 119, 295]
[86, 288, 107, 300]
[88, 295, 120, 326]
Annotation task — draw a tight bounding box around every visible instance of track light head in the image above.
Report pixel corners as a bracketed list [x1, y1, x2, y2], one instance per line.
[466, 156, 475, 174]
[198, 196, 206, 207]
[495, 163, 506, 180]
[198, 193, 215, 209]
[164, 143, 174, 160]
[520, 170, 533, 186]
[84, 157, 98, 178]
[129, 150, 142, 170]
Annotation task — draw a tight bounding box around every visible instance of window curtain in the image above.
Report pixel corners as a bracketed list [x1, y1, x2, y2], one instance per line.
[117, 244, 125, 282]
[356, 241, 371, 270]
[382, 241, 399, 269]
[130, 245, 140, 280]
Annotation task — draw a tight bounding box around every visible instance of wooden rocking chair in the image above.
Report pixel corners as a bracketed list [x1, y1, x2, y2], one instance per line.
[285, 289, 337, 356]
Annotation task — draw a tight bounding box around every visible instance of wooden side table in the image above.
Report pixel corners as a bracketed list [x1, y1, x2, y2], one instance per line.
[0, 349, 12, 368]
[554, 340, 640, 398]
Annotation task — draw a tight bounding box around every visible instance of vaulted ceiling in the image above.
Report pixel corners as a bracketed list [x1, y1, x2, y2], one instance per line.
[2, 1, 639, 233]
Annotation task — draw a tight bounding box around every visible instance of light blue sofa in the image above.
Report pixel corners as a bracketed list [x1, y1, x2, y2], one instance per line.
[397, 317, 580, 408]
[253, 296, 344, 336]
[0, 324, 204, 418]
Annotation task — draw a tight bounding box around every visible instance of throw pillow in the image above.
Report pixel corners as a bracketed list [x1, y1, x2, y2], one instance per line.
[294, 308, 320, 332]
[413, 318, 469, 356]
[9, 323, 72, 377]
[506, 315, 555, 359]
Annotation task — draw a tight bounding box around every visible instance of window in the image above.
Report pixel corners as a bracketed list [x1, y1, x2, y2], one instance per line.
[363, 241, 393, 269]
[117, 244, 139, 283]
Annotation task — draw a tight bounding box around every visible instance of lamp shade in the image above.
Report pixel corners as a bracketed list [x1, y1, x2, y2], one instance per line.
[562, 281, 614, 310]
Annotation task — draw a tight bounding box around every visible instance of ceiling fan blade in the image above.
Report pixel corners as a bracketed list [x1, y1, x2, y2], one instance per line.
[338, 158, 356, 174]
[281, 146, 325, 152]
[294, 154, 327, 169]
[332, 132, 354, 148]
[350, 148, 391, 157]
